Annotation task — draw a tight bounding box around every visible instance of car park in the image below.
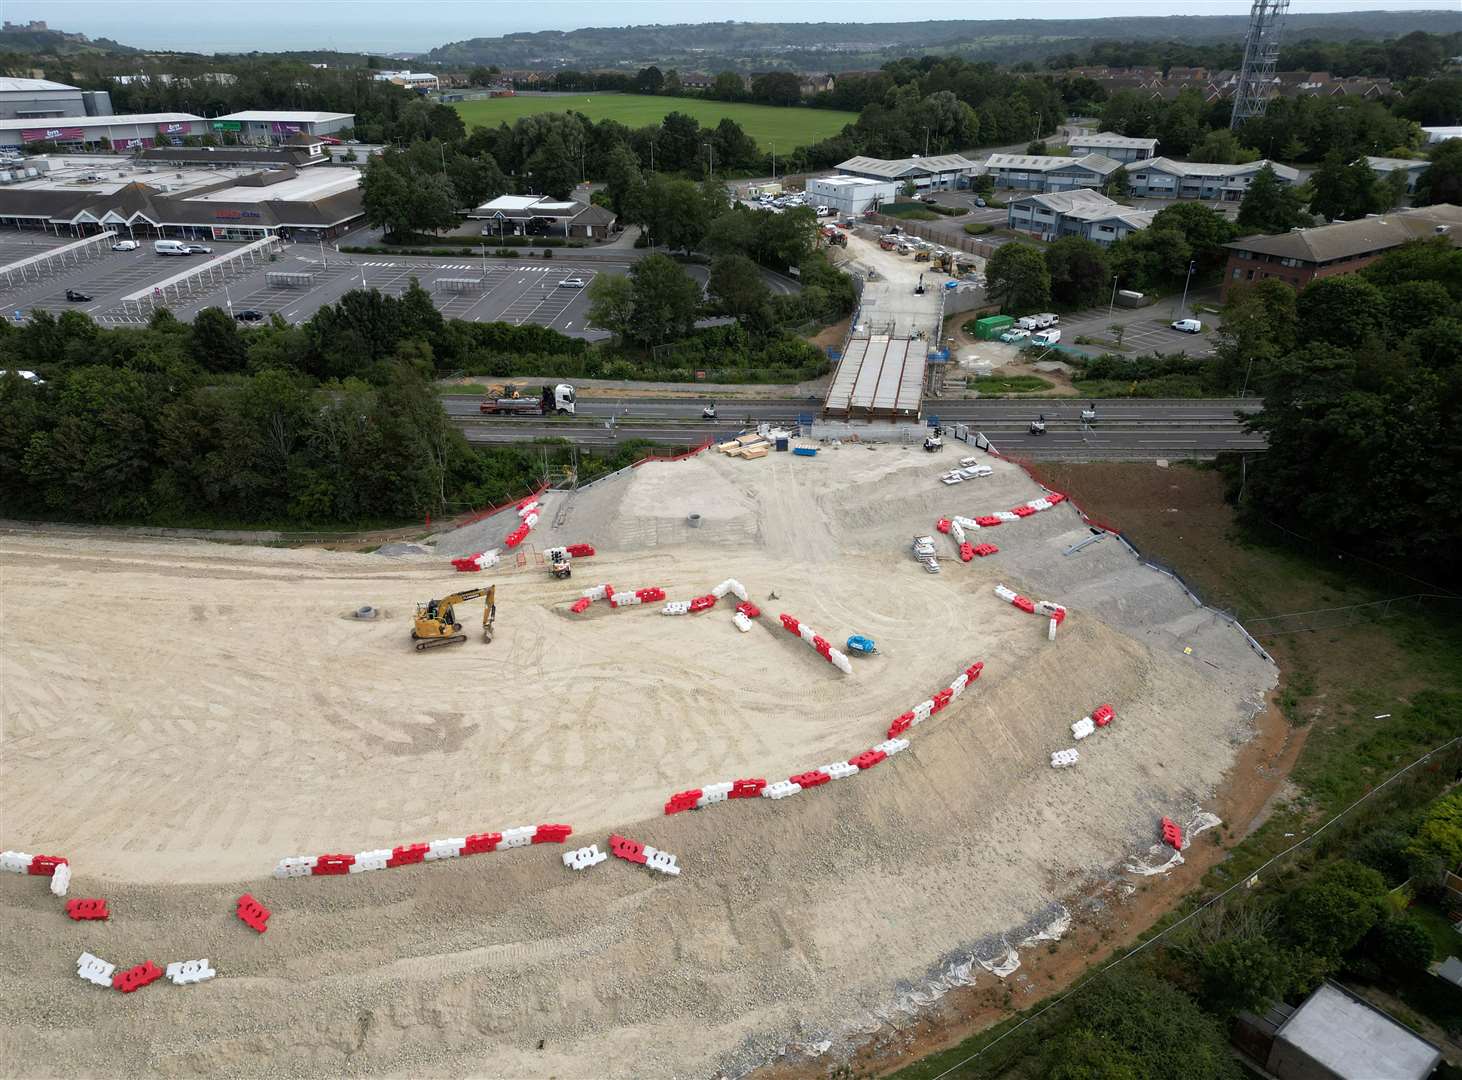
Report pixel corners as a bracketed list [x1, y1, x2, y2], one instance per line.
[558, 277, 587, 289]
[64, 288, 93, 302]
[111, 239, 138, 252]
[1171, 318, 1203, 333]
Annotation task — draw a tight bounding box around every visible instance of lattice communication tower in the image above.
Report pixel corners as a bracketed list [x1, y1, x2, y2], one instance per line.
[1230, 0, 1289, 130]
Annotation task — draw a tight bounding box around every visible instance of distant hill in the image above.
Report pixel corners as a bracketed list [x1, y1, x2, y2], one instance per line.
[426, 11, 1462, 71]
[0, 25, 140, 56]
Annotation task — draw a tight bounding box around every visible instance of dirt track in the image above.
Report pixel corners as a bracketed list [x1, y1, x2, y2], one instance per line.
[0, 446, 1275, 1078]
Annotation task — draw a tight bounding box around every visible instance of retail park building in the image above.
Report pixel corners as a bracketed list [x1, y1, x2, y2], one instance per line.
[0, 107, 354, 151]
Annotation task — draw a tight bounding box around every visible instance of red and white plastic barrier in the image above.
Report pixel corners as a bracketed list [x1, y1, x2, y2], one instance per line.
[777, 613, 854, 675]
[3, 850, 69, 888]
[66, 897, 109, 921]
[77, 952, 117, 988]
[886, 661, 984, 738]
[995, 585, 1067, 637]
[609, 833, 681, 876]
[1050, 748, 1079, 769]
[78, 952, 215, 991]
[272, 823, 572, 880]
[451, 548, 500, 572]
[562, 843, 609, 871]
[712, 578, 749, 601]
[165, 959, 216, 986]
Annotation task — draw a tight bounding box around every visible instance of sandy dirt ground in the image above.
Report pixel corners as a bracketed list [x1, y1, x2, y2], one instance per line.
[0, 446, 1275, 1078]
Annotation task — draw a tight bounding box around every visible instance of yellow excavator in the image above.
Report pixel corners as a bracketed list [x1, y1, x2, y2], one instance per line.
[411, 585, 496, 650]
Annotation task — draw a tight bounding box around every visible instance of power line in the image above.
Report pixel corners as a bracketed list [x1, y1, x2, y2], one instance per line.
[928, 733, 1462, 1080]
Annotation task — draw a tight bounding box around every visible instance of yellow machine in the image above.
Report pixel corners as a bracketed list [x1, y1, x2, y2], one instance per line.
[411, 585, 496, 650]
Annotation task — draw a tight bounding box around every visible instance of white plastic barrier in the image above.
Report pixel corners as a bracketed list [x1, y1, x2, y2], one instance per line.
[662, 600, 691, 615]
[473, 549, 500, 570]
[912, 700, 934, 723]
[733, 612, 753, 633]
[77, 952, 116, 988]
[426, 838, 465, 861]
[798, 624, 816, 644]
[499, 826, 536, 849]
[1049, 617, 1059, 641]
[712, 579, 735, 598]
[166, 959, 216, 986]
[949, 520, 966, 544]
[1, 850, 30, 874]
[645, 846, 681, 876]
[953, 515, 982, 531]
[995, 511, 1020, 522]
[873, 737, 911, 756]
[821, 761, 860, 780]
[563, 844, 609, 871]
[610, 594, 642, 608]
[517, 501, 540, 519]
[762, 780, 803, 800]
[50, 861, 71, 897]
[1051, 748, 1079, 769]
[993, 584, 1018, 604]
[696, 782, 734, 807]
[1034, 601, 1065, 617]
[1072, 717, 1096, 740]
[350, 849, 392, 873]
[273, 856, 314, 879]
[582, 584, 609, 602]
[1028, 498, 1052, 511]
[950, 672, 969, 696]
[523, 512, 540, 528]
[830, 649, 853, 674]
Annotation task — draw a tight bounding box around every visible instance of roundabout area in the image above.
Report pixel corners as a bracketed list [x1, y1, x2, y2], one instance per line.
[0, 443, 1275, 1077]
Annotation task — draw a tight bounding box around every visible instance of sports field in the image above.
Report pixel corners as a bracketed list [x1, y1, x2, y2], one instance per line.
[452, 93, 857, 151]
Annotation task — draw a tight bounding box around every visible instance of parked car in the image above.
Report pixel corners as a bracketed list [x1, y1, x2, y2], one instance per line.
[920, 195, 938, 204]
[64, 288, 92, 302]
[1171, 318, 1203, 333]
[558, 277, 587, 289]
[974, 196, 987, 208]
[233, 308, 265, 322]
[1000, 327, 1031, 343]
[184, 244, 212, 255]
[111, 239, 138, 252]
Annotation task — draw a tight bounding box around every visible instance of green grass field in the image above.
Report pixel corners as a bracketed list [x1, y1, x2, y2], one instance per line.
[451, 94, 857, 153]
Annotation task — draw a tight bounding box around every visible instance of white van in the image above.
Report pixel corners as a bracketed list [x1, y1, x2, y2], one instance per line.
[153, 239, 189, 256]
[1031, 328, 1061, 347]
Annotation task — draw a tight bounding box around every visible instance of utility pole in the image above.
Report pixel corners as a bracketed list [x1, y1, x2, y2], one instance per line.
[702, 141, 714, 178]
[1108, 274, 1119, 318]
[1176, 260, 1196, 318]
[771, 139, 776, 180]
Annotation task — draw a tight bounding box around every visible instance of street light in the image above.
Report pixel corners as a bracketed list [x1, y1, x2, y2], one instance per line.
[1176, 259, 1197, 318]
[702, 141, 714, 178]
[1108, 274, 1119, 318]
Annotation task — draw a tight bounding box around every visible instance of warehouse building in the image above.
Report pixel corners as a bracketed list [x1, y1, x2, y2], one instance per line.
[208, 110, 355, 143]
[0, 76, 112, 121]
[1362, 156, 1429, 196]
[1006, 189, 1157, 245]
[139, 132, 333, 170]
[470, 194, 617, 239]
[805, 175, 898, 217]
[0, 112, 205, 151]
[1067, 131, 1159, 163]
[983, 152, 1124, 193]
[0, 154, 365, 240]
[834, 153, 980, 191]
[1128, 157, 1299, 201]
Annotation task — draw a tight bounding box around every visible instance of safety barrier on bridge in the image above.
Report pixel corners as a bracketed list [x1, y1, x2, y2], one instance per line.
[116, 236, 282, 317]
[436, 277, 485, 293]
[264, 270, 317, 288]
[0, 231, 117, 289]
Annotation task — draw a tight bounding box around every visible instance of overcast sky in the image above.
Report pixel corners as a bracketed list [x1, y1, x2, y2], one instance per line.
[6, 1, 1452, 54]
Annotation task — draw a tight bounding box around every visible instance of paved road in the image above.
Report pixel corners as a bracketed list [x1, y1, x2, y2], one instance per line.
[444, 395, 1264, 457]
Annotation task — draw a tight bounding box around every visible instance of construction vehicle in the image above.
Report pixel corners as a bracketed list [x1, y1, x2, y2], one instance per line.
[546, 548, 572, 580]
[827, 230, 847, 247]
[914, 249, 930, 262]
[932, 251, 953, 273]
[914, 274, 926, 295]
[878, 235, 896, 251]
[480, 383, 576, 416]
[412, 585, 496, 650]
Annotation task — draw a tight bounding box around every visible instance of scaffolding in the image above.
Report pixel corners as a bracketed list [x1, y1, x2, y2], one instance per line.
[1230, 0, 1290, 130]
[0, 230, 118, 289]
[116, 236, 281, 317]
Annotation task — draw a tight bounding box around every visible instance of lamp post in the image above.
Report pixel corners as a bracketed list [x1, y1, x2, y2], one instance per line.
[1108, 274, 1119, 318]
[702, 141, 714, 179]
[1176, 259, 1196, 318]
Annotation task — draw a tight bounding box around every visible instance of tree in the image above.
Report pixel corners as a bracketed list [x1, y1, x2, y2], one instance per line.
[1237, 164, 1313, 234]
[900, 179, 918, 199]
[626, 254, 701, 347]
[639, 174, 710, 252]
[1109, 227, 1193, 292]
[600, 142, 644, 218]
[656, 111, 701, 172]
[1198, 936, 1292, 1017]
[750, 72, 802, 107]
[1106, 165, 1131, 199]
[707, 253, 774, 334]
[1150, 202, 1237, 270]
[1407, 789, 1462, 872]
[1415, 138, 1462, 206]
[1044, 236, 1110, 309]
[584, 273, 634, 342]
[361, 154, 460, 239]
[1297, 276, 1387, 348]
[191, 307, 248, 374]
[1379, 166, 1410, 211]
[1190, 128, 1257, 166]
[986, 242, 1052, 313]
[635, 66, 664, 95]
[711, 118, 759, 173]
[1281, 860, 1389, 964]
[1308, 152, 1384, 222]
[1361, 916, 1435, 975]
[711, 71, 744, 101]
[525, 133, 578, 200]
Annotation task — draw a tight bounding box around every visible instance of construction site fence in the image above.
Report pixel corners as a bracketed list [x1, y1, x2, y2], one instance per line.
[863, 213, 1005, 261]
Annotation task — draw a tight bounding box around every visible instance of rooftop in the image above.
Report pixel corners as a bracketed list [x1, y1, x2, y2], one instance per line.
[1069, 131, 1160, 150]
[1139, 156, 1300, 181]
[212, 110, 355, 124]
[0, 112, 202, 132]
[984, 152, 1124, 175]
[835, 154, 979, 179]
[1363, 155, 1429, 171]
[1226, 204, 1462, 263]
[811, 175, 894, 188]
[1275, 983, 1441, 1080]
[186, 169, 361, 204]
[0, 76, 78, 93]
[1010, 188, 1118, 213]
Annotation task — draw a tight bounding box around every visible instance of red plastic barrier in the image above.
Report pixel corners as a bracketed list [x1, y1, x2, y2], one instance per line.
[812, 635, 832, 659]
[972, 543, 999, 557]
[1013, 596, 1036, 614]
[113, 960, 164, 994]
[850, 749, 888, 770]
[975, 516, 1002, 527]
[959, 542, 974, 562]
[603, 584, 615, 601]
[66, 898, 109, 921]
[779, 613, 800, 634]
[664, 790, 703, 815]
[964, 661, 985, 682]
[887, 711, 914, 738]
[936, 517, 952, 534]
[1160, 817, 1183, 851]
[386, 843, 429, 868]
[736, 601, 761, 619]
[463, 832, 501, 855]
[27, 854, 66, 876]
[532, 824, 573, 844]
[452, 558, 481, 572]
[506, 524, 531, 548]
[729, 778, 767, 799]
[636, 587, 666, 602]
[789, 770, 831, 789]
[1092, 704, 1115, 727]
[517, 496, 539, 511]
[1011, 505, 1036, 518]
[689, 594, 717, 613]
[313, 853, 355, 875]
[931, 688, 954, 713]
[1054, 609, 1068, 625]
[566, 543, 595, 557]
[609, 833, 648, 865]
[570, 597, 592, 614]
[1046, 492, 1067, 505]
[236, 894, 271, 934]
